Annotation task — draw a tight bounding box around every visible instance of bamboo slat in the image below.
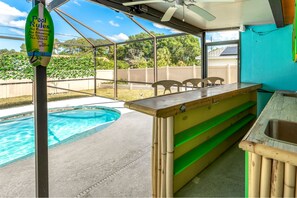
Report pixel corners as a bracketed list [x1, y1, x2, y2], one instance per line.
[260, 157, 272, 197]
[160, 118, 167, 197]
[249, 153, 262, 197]
[166, 117, 174, 198]
[157, 118, 161, 197]
[152, 117, 157, 197]
[295, 171, 297, 198]
[271, 160, 284, 197]
[284, 163, 296, 197]
[248, 152, 252, 197]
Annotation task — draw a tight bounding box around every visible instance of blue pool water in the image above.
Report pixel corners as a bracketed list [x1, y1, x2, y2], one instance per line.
[0, 106, 120, 166]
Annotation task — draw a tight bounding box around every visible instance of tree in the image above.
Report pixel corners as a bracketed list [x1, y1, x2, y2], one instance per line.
[157, 47, 171, 66]
[20, 43, 26, 52]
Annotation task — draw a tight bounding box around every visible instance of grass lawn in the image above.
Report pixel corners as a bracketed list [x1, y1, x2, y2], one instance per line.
[0, 88, 157, 109]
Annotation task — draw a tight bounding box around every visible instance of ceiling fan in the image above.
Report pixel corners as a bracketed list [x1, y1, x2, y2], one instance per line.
[123, 0, 236, 22]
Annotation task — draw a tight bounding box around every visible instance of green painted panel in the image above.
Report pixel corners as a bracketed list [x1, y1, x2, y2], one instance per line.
[175, 101, 256, 147]
[174, 114, 255, 175]
[245, 151, 249, 198]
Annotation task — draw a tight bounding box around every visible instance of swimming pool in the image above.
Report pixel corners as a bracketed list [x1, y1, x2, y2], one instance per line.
[0, 106, 120, 166]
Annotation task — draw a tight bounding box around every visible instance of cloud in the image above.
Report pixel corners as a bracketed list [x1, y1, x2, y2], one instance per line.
[94, 19, 102, 23]
[109, 20, 119, 27]
[8, 20, 26, 29]
[73, 0, 81, 6]
[207, 31, 239, 42]
[0, 1, 27, 29]
[9, 28, 25, 36]
[116, 16, 124, 20]
[107, 33, 129, 42]
[170, 29, 182, 34]
[153, 23, 170, 30]
[153, 23, 182, 34]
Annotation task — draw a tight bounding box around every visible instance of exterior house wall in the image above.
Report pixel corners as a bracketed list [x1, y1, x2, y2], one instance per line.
[241, 24, 297, 113]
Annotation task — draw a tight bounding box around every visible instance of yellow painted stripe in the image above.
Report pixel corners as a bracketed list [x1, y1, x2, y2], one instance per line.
[174, 93, 251, 134]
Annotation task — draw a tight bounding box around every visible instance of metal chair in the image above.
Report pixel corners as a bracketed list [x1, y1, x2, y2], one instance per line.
[182, 78, 208, 90]
[204, 77, 224, 87]
[152, 80, 183, 96]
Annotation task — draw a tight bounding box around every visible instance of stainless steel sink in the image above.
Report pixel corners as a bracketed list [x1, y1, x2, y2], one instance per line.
[265, 119, 297, 145]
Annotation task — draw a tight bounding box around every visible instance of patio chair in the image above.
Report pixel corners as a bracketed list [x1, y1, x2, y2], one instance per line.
[204, 77, 224, 87]
[152, 80, 183, 96]
[182, 78, 208, 90]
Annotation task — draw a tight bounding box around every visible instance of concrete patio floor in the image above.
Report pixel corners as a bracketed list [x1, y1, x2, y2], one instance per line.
[0, 97, 152, 197]
[0, 96, 245, 197]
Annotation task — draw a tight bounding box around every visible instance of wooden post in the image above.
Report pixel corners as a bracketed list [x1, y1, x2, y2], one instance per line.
[227, 64, 231, 84]
[284, 163, 296, 197]
[145, 67, 148, 85]
[250, 153, 261, 197]
[271, 160, 284, 197]
[128, 68, 132, 90]
[166, 66, 169, 80]
[166, 117, 174, 197]
[260, 157, 272, 197]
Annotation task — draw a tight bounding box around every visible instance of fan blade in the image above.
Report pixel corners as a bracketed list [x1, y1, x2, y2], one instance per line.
[188, 5, 216, 21]
[198, 0, 235, 2]
[161, 6, 177, 22]
[123, 0, 164, 6]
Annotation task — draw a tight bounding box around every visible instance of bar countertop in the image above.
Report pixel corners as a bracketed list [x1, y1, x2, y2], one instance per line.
[124, 83, 262, 118]
[239, 90, 297, 165]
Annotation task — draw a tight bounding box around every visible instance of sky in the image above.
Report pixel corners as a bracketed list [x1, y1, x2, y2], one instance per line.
[0, 0, 238, 51]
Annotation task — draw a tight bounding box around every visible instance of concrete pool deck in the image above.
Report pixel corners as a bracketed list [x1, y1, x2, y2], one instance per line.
[0, 96, 152, 197]
[0, 96, 245, 197]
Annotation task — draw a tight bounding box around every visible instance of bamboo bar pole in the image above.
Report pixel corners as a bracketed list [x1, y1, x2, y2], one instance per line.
[157, 118, 161, 197]
[295, 170, 297, 198]
[248, 152, 252, 197]
[166, 117, 174, 197]
[284, 163, 296, 197]
[260, 157, 272, 197]
[160, 118, 167, 197]
[271, 160, 284, 197]
[250, 153, 261, 197]
[152, 117, 158, 197]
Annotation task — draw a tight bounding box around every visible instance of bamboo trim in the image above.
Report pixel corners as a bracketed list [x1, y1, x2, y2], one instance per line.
[250, 153, 261, 197]
[240, 141, 297, 167]
[295, 170, 297, 198]
[260, 157, 272, 197]
[152, 117, 157, 197]
[271, 160, 284, 197]
[247, 152, 252, 197]
[157, 118, 161, 197]
[284, 163, 296, 197]
[166, 117, 174, 197]
[160, 118, 167, 197]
